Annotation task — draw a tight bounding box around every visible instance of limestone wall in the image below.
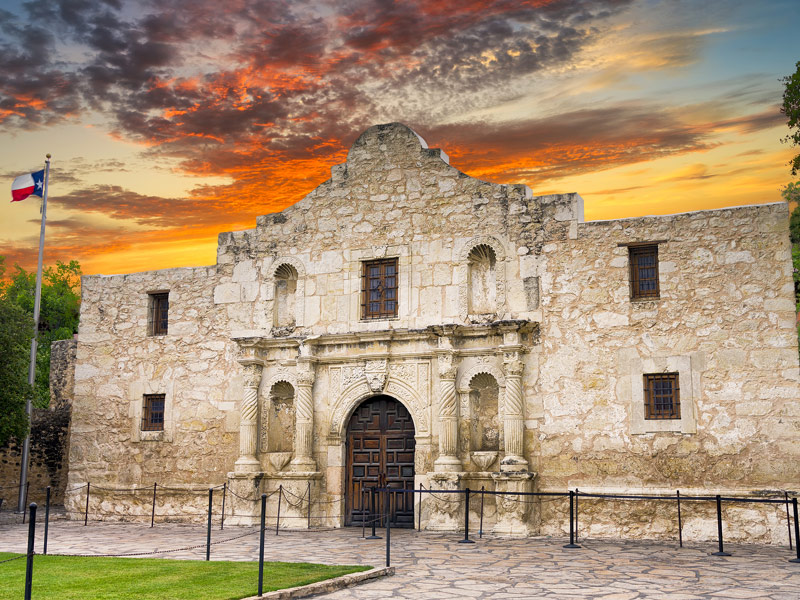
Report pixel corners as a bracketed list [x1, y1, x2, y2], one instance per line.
[212, 123, 544, 336]
[532, 202, 800, 541]
[65, 267, 241, 516]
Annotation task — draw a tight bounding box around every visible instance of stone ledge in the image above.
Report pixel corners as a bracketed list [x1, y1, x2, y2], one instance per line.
[240, 566, 393, 600]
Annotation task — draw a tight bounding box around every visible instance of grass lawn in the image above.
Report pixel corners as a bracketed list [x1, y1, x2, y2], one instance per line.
[0, 552, 370, 600]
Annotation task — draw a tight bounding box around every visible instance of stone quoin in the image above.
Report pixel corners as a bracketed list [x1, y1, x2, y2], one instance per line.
[66, 123, 800, 542]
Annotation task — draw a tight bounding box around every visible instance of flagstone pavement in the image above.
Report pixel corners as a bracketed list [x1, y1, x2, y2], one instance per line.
[0, 519, 798, 599]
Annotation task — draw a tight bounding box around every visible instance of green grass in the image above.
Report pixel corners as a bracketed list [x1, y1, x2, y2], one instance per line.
[0, 552, 370, 600]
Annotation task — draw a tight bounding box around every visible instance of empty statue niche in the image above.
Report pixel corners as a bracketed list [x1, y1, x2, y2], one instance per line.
[274, 263, 298, 329]
[268, 381, 295, 453]
[469, 373, 500, 451]
[467, 244, 497, 317]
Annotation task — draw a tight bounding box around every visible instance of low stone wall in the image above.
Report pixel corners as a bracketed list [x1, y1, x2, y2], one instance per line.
[0, 339, 75, 509]
[538, 490, 796, 546]
[0, 405, 71, 508]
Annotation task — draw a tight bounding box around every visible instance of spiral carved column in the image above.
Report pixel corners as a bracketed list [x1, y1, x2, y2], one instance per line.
[434, 352, 462, 472]
[501, 354, 528, 472]
[235, 361, 263, 473]
[291, 362, 317, 471]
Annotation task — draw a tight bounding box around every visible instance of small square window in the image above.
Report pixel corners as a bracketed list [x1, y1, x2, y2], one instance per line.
[148, 292, 169, 336]
[644, 373, 680, 420]
[629, 245, 659, 300]
[361, 258, 398, 319]
[142, 394, 165, 431]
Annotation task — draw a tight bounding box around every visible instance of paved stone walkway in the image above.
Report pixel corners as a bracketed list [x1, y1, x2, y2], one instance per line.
[0, 520, 798, 599]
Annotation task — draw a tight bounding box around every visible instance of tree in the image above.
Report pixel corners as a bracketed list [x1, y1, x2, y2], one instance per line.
[0, 258, 34, 445]
[782, 60, 800, 175]
[0, 258, 81, 420]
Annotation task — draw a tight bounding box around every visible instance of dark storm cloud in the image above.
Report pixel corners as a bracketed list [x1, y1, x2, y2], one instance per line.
[421, 103, 714, 184]
[50, 184, 251, 227]
[0, 0, 634, 167]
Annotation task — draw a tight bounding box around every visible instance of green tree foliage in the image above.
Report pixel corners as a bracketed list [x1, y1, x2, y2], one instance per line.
[0, 258, 33, 445]
[783, 61, 800, 175]
[0, 258, 81, 444]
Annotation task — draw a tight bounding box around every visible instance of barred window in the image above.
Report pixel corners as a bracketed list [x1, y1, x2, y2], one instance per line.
[644, 373, 680, 420]
[361, 258, 398, 319]
[629, 245, 659, 300]
[142, 394, 165, 431]
[148, 292, 169, 336]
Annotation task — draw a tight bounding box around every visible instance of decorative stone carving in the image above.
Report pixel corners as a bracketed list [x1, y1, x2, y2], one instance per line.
[435, 344, 461, 472]
[492, 471, 537, 536]
[291, 359, 317, 472]
[364, 359, 388, 392]
[471, 451, 498, 471]
[269, 451, 292, 472]
[235, 360, 263, 473]
[425, 473, 463, 531]
[501, 350, 527, 472]
[329, 361, 430, 436]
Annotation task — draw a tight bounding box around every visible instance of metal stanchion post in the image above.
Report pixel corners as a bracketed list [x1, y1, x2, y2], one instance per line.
[23, 481, 29, 523]
[417, 483, 422, 532]
[221, 482, 227, 530]
[24, 503, 37, 600]
[43, 487, 50, 555]
[258, 493, 266, 595]
[206, 488, 213, 561]
[307, 481, 311, 529]
[785, 491, 793, 551]
[367, 487, 380, 540]
[790, 498, 800, 564]
[151, 483, 157, 528]
[361, 489, 366, 538]
[563, 491, 580, 549]
[479, 486, 485, 539]
[677, 490, 683, 548]
[460, 488, 474, 543]
[385, 488, 391, 568]
[712, 495, 730, 556]
[575, 488, 579, 542]
[84, 482, 90, 526]
[276, 485, 282, 536]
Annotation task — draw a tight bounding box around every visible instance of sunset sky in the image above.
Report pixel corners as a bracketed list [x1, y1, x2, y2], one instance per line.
[1, 0, 798, 276]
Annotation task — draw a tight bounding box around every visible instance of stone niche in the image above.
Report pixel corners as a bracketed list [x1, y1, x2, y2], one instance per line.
[267, 381, 295, 454]
[469, 373, 500, 453]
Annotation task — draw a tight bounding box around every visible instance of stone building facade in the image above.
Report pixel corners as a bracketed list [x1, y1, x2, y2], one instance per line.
[66, 123, 799, 542]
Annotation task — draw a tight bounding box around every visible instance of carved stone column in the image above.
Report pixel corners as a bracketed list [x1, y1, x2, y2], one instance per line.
[235, 360, 264, 473]
[501, 348, 528, 472]
[434, 335, 461, 472]
[290, 358, 316, 472]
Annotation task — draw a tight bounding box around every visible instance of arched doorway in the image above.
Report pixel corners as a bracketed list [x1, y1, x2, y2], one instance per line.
[345, 395, 415, 527]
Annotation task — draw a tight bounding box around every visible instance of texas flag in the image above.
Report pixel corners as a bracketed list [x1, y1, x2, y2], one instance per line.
[11, 170, 45, 202]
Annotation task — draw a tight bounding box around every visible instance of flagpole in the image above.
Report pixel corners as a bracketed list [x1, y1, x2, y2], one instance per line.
[17, 154, 50, 513]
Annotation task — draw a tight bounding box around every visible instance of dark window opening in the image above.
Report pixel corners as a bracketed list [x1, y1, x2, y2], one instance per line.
[644, 373, 680, 420]
[148, 292, 169, 336]
[629, 245, 660, 299]
[142, 393, 165, 431]
[361, 258, 398, 319]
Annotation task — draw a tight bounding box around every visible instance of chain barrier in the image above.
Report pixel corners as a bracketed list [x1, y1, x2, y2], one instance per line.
[0, 554, 27, 565]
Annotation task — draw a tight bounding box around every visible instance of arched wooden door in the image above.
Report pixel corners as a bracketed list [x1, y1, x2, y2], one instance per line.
[345, 395, 415, 527]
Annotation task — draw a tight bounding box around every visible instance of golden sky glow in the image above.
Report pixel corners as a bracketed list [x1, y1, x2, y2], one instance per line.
[1, 0, 798, 276]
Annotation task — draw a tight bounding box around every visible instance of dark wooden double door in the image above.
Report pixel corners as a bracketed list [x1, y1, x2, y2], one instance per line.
[345, 396, 415, 527]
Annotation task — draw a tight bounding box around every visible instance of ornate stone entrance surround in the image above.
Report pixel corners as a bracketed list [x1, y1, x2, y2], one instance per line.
[229, 321, 537, 527]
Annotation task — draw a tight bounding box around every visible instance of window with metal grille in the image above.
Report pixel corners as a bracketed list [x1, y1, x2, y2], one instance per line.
[361, 258, 398, 319]
[142, 394, 165, 431]
[629, 245, 659, 299]
[644, 373, 680, 420]
[148, 292, 169, 336]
